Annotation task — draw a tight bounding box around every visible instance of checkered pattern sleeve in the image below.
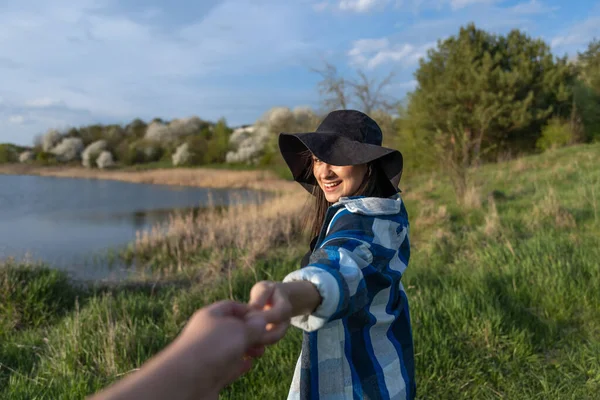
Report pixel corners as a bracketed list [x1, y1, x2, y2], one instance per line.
[284, 208, 408, 332]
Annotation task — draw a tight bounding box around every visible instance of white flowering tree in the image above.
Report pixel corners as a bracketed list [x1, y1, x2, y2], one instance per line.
[172, 143, 191, 166]
[42, 129, 63, 152]
[81, 140, 107, 168]
[19, 151, 34, 163]
[96, 151, 115, 169]
[50, 137, 84, 162]
[145, 116, 206, 142]
[226, 106, 320, 164]
[144, 121, 171, 142]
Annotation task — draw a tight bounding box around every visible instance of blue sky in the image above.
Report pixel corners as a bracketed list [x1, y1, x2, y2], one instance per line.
[1, 0, 599, 146]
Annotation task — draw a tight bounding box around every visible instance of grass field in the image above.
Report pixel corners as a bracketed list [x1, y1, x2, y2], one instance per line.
[1, 144, 599, 399]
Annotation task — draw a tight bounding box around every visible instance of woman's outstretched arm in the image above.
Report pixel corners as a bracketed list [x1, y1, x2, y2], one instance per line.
[249, 207, 409, 332]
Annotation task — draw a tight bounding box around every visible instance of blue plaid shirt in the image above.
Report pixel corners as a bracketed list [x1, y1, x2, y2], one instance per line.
[283, 194, 415, 400]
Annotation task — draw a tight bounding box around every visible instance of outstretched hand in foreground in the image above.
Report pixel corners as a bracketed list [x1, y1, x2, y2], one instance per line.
[89, 300, 284, 400]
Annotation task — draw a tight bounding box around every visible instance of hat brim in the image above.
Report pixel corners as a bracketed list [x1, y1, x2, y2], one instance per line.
[279, 132, 403, 195]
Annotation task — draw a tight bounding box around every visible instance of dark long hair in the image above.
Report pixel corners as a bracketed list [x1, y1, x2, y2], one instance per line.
[302, 152, 397, 237]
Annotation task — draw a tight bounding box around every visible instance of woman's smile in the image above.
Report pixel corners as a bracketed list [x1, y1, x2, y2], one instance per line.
[322, 180, 342, 191]
[313, 156, 367, 203]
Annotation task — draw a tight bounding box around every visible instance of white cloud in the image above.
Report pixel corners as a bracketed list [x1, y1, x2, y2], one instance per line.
[449, 0, 497, 10]
[551, 15, 600, 51]
[25, 98, 64, 108]
[392, 0, 504, 12]
[0, 0, 322, 144]
[348, 38, 390, 58]
[401, 80, 418, 89]
[551, 36, 576, 48]
[338, 0, 390, 13]
[313, 1, 329, 12]
[8, 115, 25, 124]
[391, 79, 418, 91]
[509, 0, 558, 15]
[349, 38, 434, 69]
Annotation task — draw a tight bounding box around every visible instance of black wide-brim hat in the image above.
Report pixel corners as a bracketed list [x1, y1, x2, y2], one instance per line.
[278, 109, 403, 195]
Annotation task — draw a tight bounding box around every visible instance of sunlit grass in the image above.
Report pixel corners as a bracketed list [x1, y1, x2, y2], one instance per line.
[1, 143, 599, 399]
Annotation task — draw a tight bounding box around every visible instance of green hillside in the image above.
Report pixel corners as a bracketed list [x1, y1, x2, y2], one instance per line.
[1, 143, 599, 399]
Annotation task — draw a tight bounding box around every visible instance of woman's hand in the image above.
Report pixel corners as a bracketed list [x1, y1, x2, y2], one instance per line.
[248, 281, 294, 345]
[248, 280, 322, 343]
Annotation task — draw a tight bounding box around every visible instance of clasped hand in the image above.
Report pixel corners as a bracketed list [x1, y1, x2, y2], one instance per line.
[89, 281, 295, 400]
[183, 281, 294, 393]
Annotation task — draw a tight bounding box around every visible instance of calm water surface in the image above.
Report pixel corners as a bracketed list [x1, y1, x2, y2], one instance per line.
[0, 175, 266, 280]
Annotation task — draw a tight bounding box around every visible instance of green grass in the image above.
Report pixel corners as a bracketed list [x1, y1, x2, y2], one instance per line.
[2, 143, 600, 399]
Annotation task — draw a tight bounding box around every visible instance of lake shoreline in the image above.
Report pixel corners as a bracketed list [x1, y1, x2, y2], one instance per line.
[0, 164, 299, 193]
[1, 172, 289, 279]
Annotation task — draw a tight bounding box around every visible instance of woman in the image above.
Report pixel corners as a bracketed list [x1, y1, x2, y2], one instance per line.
[250, 110, 415, 400]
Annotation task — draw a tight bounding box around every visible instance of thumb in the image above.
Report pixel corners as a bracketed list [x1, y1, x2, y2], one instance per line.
[244, 312, 267, 345]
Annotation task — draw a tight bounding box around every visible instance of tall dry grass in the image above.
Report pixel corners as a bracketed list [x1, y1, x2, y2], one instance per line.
[483, 195, 500, 237]
[462, 184, 482, 209]
[529, 187, 576, 229]
[0, 164, 297, 192]
[129, 189, 310, 278]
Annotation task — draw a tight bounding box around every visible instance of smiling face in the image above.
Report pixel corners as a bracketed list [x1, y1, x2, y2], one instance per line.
[312, 155, 368, 203]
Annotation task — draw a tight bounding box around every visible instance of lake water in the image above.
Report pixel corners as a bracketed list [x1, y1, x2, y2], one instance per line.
[0, 175, 266, 281]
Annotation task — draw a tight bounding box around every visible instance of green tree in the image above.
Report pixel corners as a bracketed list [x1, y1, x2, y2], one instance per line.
[536, 117, 573, 150]
[572, 40, 600, 141]
[205, 118, 231, 164]
[185, 135, 209, 165]
[403, 24, 573, 198]
[35, 151, 58, 166]
[78, 125, 105, 146]
[578, 39, 600, 93]
[126, 118, 148, 139]
[0, 144, 18, 164]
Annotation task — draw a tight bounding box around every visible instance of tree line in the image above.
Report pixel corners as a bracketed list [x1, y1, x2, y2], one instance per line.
[2, 23, 598, 195]
[314, 24, 600, 199]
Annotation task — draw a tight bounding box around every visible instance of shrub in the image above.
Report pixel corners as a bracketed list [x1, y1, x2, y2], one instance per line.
[572, 80, 600, 143]
[126, 119, 148, 139]
[292, 106, 320, 131]
[115, 142, 145, 166]
[229, 126, 255, 149]
[96, 151, 115, 169]
[41, 129, 62, 152]
[77, 125, 105, 147]
[50, 138, 84, 162]
[226, 107, 319, 165]
[19, 151, 34, 163]
[537, 118, 574, 151]
[82, 140, 108, 168]
[144, 121, 171, 142]
[115, 140, 164, 165]
[168, 116, 207, 136]
[186, 136, 209, 165]
[172, 143, 191, 166]
[226, 125, 270, 164]
[0, 144, 18, 164]
[145, 117, 206, 142]
[35, 151, 59, 166]
[142, 145, 164, 163]
[203, 119, 231, 164]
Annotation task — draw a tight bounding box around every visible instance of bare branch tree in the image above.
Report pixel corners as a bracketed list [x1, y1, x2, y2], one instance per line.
[310, 62, 348, 111]
[312, 61, 400, 114]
